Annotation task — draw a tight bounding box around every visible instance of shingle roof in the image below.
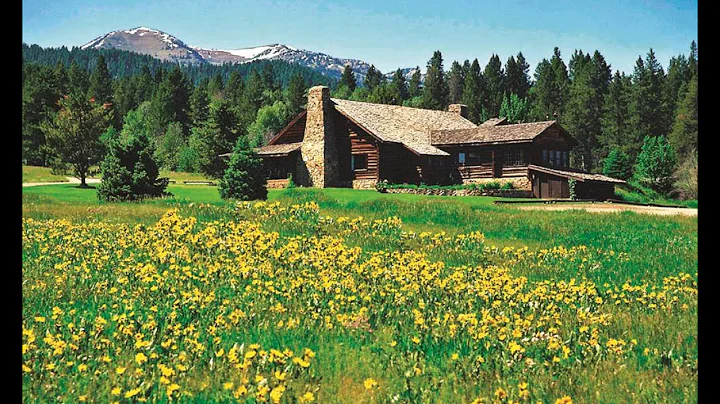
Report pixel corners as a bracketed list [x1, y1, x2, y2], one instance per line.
[256, 142, 303, 156]
[330, 98, 477, 156]
[528, 164, 626, 184]
[479, 117, 508, 127]
[431, 121, 557, 146]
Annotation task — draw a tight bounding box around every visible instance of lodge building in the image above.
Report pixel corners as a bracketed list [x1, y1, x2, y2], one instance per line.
[254, 86, 624, 199]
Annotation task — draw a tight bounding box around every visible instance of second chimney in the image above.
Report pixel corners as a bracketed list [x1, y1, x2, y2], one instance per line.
[447, 104, 469, 119]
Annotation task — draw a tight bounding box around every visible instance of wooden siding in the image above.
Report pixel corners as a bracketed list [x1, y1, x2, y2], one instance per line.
[379, 143, 420, 184]
[273, 114, 306, 145]
[334, 112, 379, 181]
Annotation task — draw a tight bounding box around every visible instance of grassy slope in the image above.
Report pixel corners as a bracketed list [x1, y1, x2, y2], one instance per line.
[22, 166, 69, 183]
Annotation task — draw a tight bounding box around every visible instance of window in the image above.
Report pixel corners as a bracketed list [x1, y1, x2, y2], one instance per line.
[562, 151, 569, 168]
[542, 149, 548, 163]
[458, 152, 466, 164]
[351, 154, 367, 171]
[505, 149, 525, 166]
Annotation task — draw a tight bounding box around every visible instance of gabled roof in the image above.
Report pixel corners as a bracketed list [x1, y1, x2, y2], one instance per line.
[528, 164, 626, 184]
[330, 98, 477, 156]
[430, 120, 565, 146]
[479, 117, 508, 127]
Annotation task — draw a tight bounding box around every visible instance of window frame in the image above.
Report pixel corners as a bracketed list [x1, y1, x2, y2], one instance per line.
[351, 153, 368, 171]
[504, 148, 525, 167]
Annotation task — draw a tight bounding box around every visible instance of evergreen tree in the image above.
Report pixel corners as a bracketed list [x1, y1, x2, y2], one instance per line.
[219, 135, 268, 201]
[191, 99, 239, 179]
[340, 65, 357, 92]
[634, 135, 676, 195]
[602, 148, 632, 180]
[136, 65, 155, 103]
[530, 48, 569, 120]
[499, 93, 529, 124]
[483, 54, 505, 117]
[564, 50, 611, 170]
[225, 70, 244, 107]
[285, 73, 307, 116]
[461, 58, 485, 123]
[600, 71, 633, 154]
[52, 60, 68, 96]
[632, 49, 669, 141]
[688, 40, 698, 79]
[447, 61, 465, 104]
[88, 55, 114, 104]
[366, 83, 395, 105]
[364, 65, 383, 91]
[22, 64, 64, 165]
[97, 119, 169, 202]
[149, 66, 192, 136]
[244, 70, 265, 113]
[408, 66, 422, 98]
[508, 52, 531, 98]
[42, 93, 109, 187]
[422, 51, 448, 110]
[207, 73, 224, 99]
[190, 80, 211, 127]
[68, 60, 90, 96]
[669, 74, 697, 157]
[389, 69, 409, 105]
[664, 55, 689, 116]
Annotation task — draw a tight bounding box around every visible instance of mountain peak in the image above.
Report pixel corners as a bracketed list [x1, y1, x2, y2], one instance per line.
[79, 27, 374, 81]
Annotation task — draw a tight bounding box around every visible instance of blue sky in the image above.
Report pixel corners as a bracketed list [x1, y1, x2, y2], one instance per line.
[23, 0, 697, 75]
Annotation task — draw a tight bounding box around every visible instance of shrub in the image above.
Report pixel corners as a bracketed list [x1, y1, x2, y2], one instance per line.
[500, 181, 515, 190]
[634, 136, 676, 196]
[177, 145, 200, 173]
[603, 148, 633, 180]
[286, 173, 297, 189]
[219, 136, 268, 201]
[674, 150, 698, 200]
[97, 131, 169, 202]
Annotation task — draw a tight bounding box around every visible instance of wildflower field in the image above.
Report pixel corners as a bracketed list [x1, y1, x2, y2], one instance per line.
[22, 188, 698, 403]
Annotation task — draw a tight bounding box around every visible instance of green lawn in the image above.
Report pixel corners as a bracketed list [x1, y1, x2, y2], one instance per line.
[22, 166, 69, 183]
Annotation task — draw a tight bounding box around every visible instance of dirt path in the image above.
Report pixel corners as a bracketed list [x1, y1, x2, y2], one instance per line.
[517, 202, 697, 216]
[23, 177, 101, 187]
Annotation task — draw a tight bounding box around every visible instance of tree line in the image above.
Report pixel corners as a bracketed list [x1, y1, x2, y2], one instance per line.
[332, 43, 697, 198]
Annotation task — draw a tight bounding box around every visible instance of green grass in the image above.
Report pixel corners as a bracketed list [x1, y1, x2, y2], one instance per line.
[615, 184, 698, 209]
[22, 165, 69, 183]
[159, 170, 214, 183]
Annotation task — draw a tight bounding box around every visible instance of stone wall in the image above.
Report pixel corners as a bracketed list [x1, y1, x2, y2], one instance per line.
[352, 179, 377, 189]
[384, 188, 533, 198]
[297, 86, 339, 187]
[462, 176, 531, 190]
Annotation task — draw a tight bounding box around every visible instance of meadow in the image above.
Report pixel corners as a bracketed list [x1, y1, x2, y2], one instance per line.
[22, 184, 697, 403]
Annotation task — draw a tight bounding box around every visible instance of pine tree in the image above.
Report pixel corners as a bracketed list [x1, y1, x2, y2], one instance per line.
[190, 80, 211, 127]
[602, 148, 632, 180]
[483, 54, 505, 117]
[219, 135, 268, 201]
[664, 55, 689, 116]
[207, 73, 224, 99]
[192, 99, 239, 179]
[530, 48, 569, 120]
[632, 49, 669, 141]
[461, 59, 485, 123]
[600, 71, 633, 154]
[244, 70, 265, 113]
[97, 119, 169, 201]
[340, 65, 357, 92]
[68, 60, 90, 97]
[149, 66, 192, 136]
[365, 65, 383, 91]
[446, 61, 465, 104]
[688, 40, 698, 79]
[669, 74, 697, 157]
[408, 66, 422, 98]
[422, 51, 448, 110]
[285, 73, 307, 116]
[225, 70, 244, 107]
[88, 55, 113, 104]
[42, 93, 109, 187]
[389, 69, 409, 105]
[514, 52, 531, 98]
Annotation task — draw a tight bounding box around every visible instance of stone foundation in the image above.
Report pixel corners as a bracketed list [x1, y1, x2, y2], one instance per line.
[266, 179, 289, 189]
[384, 188, 533, 198]
[463, 176, 531, 190]
[352, 179, 377, 189]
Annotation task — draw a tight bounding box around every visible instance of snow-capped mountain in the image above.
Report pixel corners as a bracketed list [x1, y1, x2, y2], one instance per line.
[384, 67, 425, 83]
[81, 27, 373, 81]
[80, 27, 206, 64]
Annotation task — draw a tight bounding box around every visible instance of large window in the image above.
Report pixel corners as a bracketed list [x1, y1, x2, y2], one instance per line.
[458, 152, 466, 164]
[457, 150, 491, 165]
[504, 148, 525, 166]
[543, 149, 569, 168]
[351, 154, 367, 171]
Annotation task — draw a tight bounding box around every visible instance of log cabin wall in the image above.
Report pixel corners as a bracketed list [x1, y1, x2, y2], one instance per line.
[440, 144, 533, 181]
[333, 112, 379, 182]
[379, 143, 421, 184]
[262, 153, 297, 180]
[273, 114, 307, 144]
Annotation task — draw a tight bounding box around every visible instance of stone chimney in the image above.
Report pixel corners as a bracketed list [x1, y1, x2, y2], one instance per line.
[447, 104, 469, 118]
[297, 86, 339, 187]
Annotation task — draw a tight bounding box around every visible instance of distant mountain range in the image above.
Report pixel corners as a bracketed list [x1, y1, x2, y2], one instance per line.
[80, 27, 421, 83]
